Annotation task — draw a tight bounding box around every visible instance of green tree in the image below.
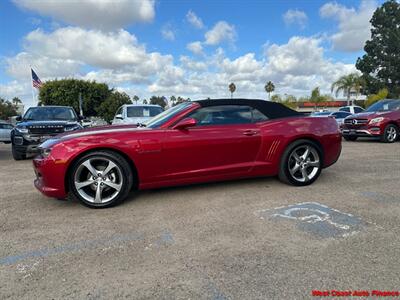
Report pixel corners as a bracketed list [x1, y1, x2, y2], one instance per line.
[39, 79, 110, 117]
[270, 94, 282, 102]
[356, 0, 400, 96]
[331, 73, 365, 105]
[132, 95, 139, 104]
[149, 96, 167, 108]
[97, 91, 131, 123]
[0, 98, 18, 120]
[143, 99, 148, 104]
[264, 81, 275, 100]
[229, 83, 236, 99]
[170, 96, 176, 106]
[12, 97, 22, 105]
[365, 88, 388, 108]
[310, 87, 332, 109]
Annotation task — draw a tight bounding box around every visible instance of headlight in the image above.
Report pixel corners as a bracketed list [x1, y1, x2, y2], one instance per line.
[39, 147, 52, 158]
[15, 126, 29, 134]
[65, 124, 82, 131]
[369, 117, 384, 124]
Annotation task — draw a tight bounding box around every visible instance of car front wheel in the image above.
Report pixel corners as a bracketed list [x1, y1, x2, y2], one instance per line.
[69, 151, 133, 208]
[12, 145, 26, 160]
[381, 124, 398, 143]
[279, 140, 322, 186]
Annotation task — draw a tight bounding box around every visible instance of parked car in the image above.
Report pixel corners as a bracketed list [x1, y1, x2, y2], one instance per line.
[33, 99, 342, 208]
[11, 106, 83, 160]
[311, 111, 353, 126]
[112, 104, 163, 125]
[0, 122, 13, 143]
[339, 105, 364, 114]
[341, 99, 400, 142]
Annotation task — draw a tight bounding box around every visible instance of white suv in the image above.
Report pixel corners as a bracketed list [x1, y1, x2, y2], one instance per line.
[339, 105, 364, 114]
[112, 104, 164, 125]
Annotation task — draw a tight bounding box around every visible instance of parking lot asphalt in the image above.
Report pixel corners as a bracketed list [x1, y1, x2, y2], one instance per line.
[0, 140, 399, 299]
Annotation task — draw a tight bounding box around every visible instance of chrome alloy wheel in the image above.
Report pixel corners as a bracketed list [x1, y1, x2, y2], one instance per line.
[74, 157, 123, 204]
[386, 126, 398, 142]
[288, 145, 320, 183]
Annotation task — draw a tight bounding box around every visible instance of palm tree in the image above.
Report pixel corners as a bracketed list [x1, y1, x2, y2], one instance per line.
[264, 81, 275, 100]
[331, 73, 365, 106]
[229, 83, 236, 99]
[12, 97, 22, 105]
[132, 95, 139, 104]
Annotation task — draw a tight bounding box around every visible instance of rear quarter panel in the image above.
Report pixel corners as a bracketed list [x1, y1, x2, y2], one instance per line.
[256, 116, 341, 173]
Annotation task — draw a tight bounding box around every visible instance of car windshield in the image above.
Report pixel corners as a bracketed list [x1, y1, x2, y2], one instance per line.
[312, 112, 331, 116]
[145, 102, 193, 128]
[126, 106, 163, 118]
[23, 107, 77, 121]
[366, 100, 400, 112]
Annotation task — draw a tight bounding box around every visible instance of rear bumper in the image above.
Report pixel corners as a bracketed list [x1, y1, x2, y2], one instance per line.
[33, 156, 67, 199]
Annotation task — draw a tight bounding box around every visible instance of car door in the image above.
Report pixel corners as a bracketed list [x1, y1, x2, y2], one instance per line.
[161, 105, 262, 181]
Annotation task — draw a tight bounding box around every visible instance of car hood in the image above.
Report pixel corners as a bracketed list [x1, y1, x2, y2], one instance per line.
[39, 124, 147, 149]
[346, 111, 391, 120]
[17, 120, 79, 127]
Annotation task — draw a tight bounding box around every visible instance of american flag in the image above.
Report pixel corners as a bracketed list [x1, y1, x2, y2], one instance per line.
[31, 68, 43, 89]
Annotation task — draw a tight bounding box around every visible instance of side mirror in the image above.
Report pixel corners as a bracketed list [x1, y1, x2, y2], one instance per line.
[78, 115, 84, 121]
[115, 114, 123, 120]
[15, 116, 22, 121]
[173, 117, 197, 130]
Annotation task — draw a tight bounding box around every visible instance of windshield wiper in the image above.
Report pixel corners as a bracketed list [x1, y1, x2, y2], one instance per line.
[136, 123, 147, 127]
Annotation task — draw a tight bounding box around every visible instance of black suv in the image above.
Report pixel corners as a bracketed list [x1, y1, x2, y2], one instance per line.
[11, 106, 82, 160]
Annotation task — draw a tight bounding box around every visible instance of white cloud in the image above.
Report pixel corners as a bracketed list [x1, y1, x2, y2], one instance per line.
[13, 0, 155, 30]
[186, 41, 204, 55]
[146, 37, 356, 100]
[283, 9, 308, 29]
[161, 25, 175, 41]
[186, 10, 204, 29]
[205, 21, 236, 45]
[20, 27, 170, 70]
[319, 0, 377, 52]
[180, 56, 207, 71]
[5, 52, 81, 79]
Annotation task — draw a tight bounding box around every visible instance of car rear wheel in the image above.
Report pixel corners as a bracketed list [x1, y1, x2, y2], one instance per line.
[12, 145, 26, 160]
[343, 135, 358, 141]
[381, 124, 398, 143]
[69, 151, 133, 208]
[279, 140, 322, 186]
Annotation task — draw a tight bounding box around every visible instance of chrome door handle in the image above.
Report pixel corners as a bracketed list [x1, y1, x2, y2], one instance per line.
[243, 130, 258, 136]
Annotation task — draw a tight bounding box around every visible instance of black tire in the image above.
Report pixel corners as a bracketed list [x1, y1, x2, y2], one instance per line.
[69, 150, 134, 208]
[12, 145, 26, 160]
[343, 135, 358, 141]
[278, 139, 323, 186]
[380, 124, 399, 143]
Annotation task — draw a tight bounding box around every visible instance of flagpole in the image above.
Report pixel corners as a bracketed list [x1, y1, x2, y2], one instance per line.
[29, 66, 36, 106]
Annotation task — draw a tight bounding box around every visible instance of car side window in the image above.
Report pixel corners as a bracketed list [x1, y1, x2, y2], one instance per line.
[4, 124, 13, 129]
[252, 108, 269, 123]
[0, 124, 4, 129]
[354, 107, 363, 113]
[339, 107, 350, 112]
[115, 107, 123, 117]
[189, 105, 253, 126]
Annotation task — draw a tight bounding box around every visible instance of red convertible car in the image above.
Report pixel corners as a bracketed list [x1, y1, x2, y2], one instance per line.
[33, 99, 341, 208]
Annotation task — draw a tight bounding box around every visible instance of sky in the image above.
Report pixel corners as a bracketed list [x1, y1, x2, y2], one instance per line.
[0, 0, 384, 108]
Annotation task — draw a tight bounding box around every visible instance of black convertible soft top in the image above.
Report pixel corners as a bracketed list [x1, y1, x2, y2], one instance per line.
[194, 99, 301, 119]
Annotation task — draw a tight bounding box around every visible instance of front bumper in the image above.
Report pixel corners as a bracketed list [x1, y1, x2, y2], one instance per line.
[33, 156, 68, 199]
[341, 126, 382, 137]
[13, 134, 57, 154]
